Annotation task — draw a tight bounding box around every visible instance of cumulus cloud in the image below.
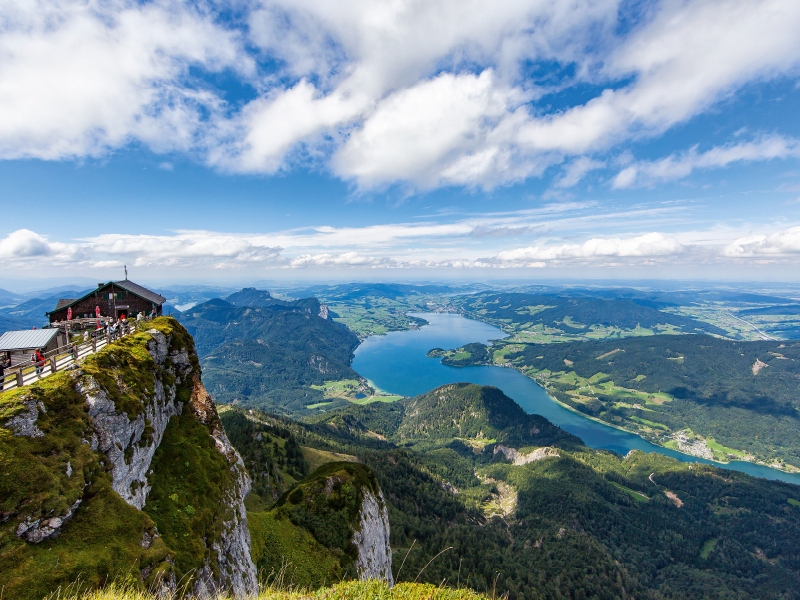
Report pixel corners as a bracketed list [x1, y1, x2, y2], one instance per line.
[495, 232, 684, 263]
[0, 229, 54, 258]
[0, 0, 249, 160]
[613, 136, 800, 188]
[1, 0, 798, 190]
[722, 226, 800, 257]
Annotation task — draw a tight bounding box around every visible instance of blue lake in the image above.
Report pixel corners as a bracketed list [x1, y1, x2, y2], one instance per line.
[352, 312, 800, 485]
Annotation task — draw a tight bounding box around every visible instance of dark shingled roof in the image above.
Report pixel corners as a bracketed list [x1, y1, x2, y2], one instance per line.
[55, 299, 77, 310]
[113, 280, 166, 305]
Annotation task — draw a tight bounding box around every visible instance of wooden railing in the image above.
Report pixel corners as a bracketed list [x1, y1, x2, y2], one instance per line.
[0, 317, 154, 392]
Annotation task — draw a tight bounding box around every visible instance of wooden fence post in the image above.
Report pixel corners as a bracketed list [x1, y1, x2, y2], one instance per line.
[50, 358, 56, 374]
[92, 337, 97, 352]
[16, 370, 23, 388]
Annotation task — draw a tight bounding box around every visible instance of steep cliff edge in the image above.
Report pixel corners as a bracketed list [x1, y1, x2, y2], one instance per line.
[247, 461, 393, 588]
[0, 317, 256, 599]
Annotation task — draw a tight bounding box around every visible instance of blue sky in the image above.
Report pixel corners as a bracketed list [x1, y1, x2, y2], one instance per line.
[1, 0, 800, 283]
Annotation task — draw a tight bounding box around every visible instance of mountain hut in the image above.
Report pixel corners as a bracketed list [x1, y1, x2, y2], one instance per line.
[46, 280, 166, 323]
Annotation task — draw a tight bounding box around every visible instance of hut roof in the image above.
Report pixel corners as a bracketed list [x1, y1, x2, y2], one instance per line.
[55, 299, 78, 310]
[0, 328, 59, 351]
[113, 280, 166, 305]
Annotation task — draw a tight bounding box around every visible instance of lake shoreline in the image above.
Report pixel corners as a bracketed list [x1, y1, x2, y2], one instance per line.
[352, 312, 800, 484]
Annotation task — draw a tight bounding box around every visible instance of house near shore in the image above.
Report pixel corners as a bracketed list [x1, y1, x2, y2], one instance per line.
[46, 280, 166, 323]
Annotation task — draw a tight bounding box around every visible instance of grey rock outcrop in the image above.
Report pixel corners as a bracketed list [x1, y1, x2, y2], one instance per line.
[494, 444, 559, 465]
[4, 398, 45, 438]
[77, 330, 190, 510]
[80, 375, 181, 509]
[352, 487, 394, 586]
[16, 498, 82, 543]
[319, 303, 332, 321]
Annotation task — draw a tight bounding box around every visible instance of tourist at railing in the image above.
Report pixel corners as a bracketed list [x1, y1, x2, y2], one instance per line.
[32, 349, 45, 377]
[0, 315, 153, 393]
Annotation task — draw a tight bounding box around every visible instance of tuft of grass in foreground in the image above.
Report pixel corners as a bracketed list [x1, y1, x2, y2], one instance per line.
[52, 580, 490, 600]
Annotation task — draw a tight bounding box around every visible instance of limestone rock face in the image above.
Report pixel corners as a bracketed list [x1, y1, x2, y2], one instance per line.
[352, 486, 394, 586]
[188, 380, 258, 597]
[493, 444, 559, 465]
[4, 398, 46, 438]
[1, 318, 258, 599]
[80, 375, 181, 510]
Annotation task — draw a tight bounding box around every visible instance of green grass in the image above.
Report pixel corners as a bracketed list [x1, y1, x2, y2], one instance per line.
[247, 510, 343, 589]
[57, 580, 490, 600]
[306, 402, 332, 409]
[610, 481, 649, 502]
[630, 416, 669, 430]
[700, 539, 718, 559]
[788, 498, 800, 508]
[300, 447, 358, 473]
[705, 438, 744, 457]
[350, 395, 404, 405]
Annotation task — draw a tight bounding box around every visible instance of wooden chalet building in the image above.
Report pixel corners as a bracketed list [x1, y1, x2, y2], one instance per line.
[46, 280, 166, 324]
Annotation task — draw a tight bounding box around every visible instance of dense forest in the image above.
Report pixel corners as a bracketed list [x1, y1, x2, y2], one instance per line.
[222, 384, 800, 600]
[504, 335, 800, 465]
[458, 292, 726, 335]
[178, 294, 359, 415]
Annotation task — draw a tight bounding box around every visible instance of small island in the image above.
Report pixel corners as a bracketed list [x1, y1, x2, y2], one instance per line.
[426, 342, 491, 366]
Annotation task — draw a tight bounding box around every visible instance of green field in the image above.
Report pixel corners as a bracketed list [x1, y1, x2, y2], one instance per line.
[700, 539, 718, 559]
[610, 482, 650, 502]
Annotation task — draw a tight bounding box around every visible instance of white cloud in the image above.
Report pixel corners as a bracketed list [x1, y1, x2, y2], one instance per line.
[86, 232, 284, 267]
[722, 226, 800, 256]
[0, 0, 249, 160]
[554, 156, 606, 188]
[289, 252, 392, 267]
[0, 229, 54, 258]
[231, 0, 800, 187]
[613, 136, 800, 188]
[331, 70, 539, 189]
[495, 232, 685, 262]
[2, 0, 800, 190]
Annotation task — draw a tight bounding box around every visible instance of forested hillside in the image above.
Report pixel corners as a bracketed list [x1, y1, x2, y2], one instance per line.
[494, 335, 800, 468]
[457, 292, 726, 341]
[222, 383, 800, 600]
[177, 294, 360, 415]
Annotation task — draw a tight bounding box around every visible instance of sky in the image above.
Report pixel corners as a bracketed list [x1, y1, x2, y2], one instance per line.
[1, 0, 800, 284]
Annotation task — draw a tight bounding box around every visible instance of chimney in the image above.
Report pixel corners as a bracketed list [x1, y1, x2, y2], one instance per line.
[98, 283, 105, 288]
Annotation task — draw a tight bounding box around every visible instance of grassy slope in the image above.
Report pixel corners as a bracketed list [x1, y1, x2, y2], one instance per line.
[0, 319, 187, 599]
[63, 580, 489, 600]
[456, 292, 726, 341]
[0, 317, 247, 599]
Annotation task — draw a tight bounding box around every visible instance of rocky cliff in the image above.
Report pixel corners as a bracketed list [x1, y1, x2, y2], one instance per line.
[0, 317, 257, 599]
[267, 461, 394, 586]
